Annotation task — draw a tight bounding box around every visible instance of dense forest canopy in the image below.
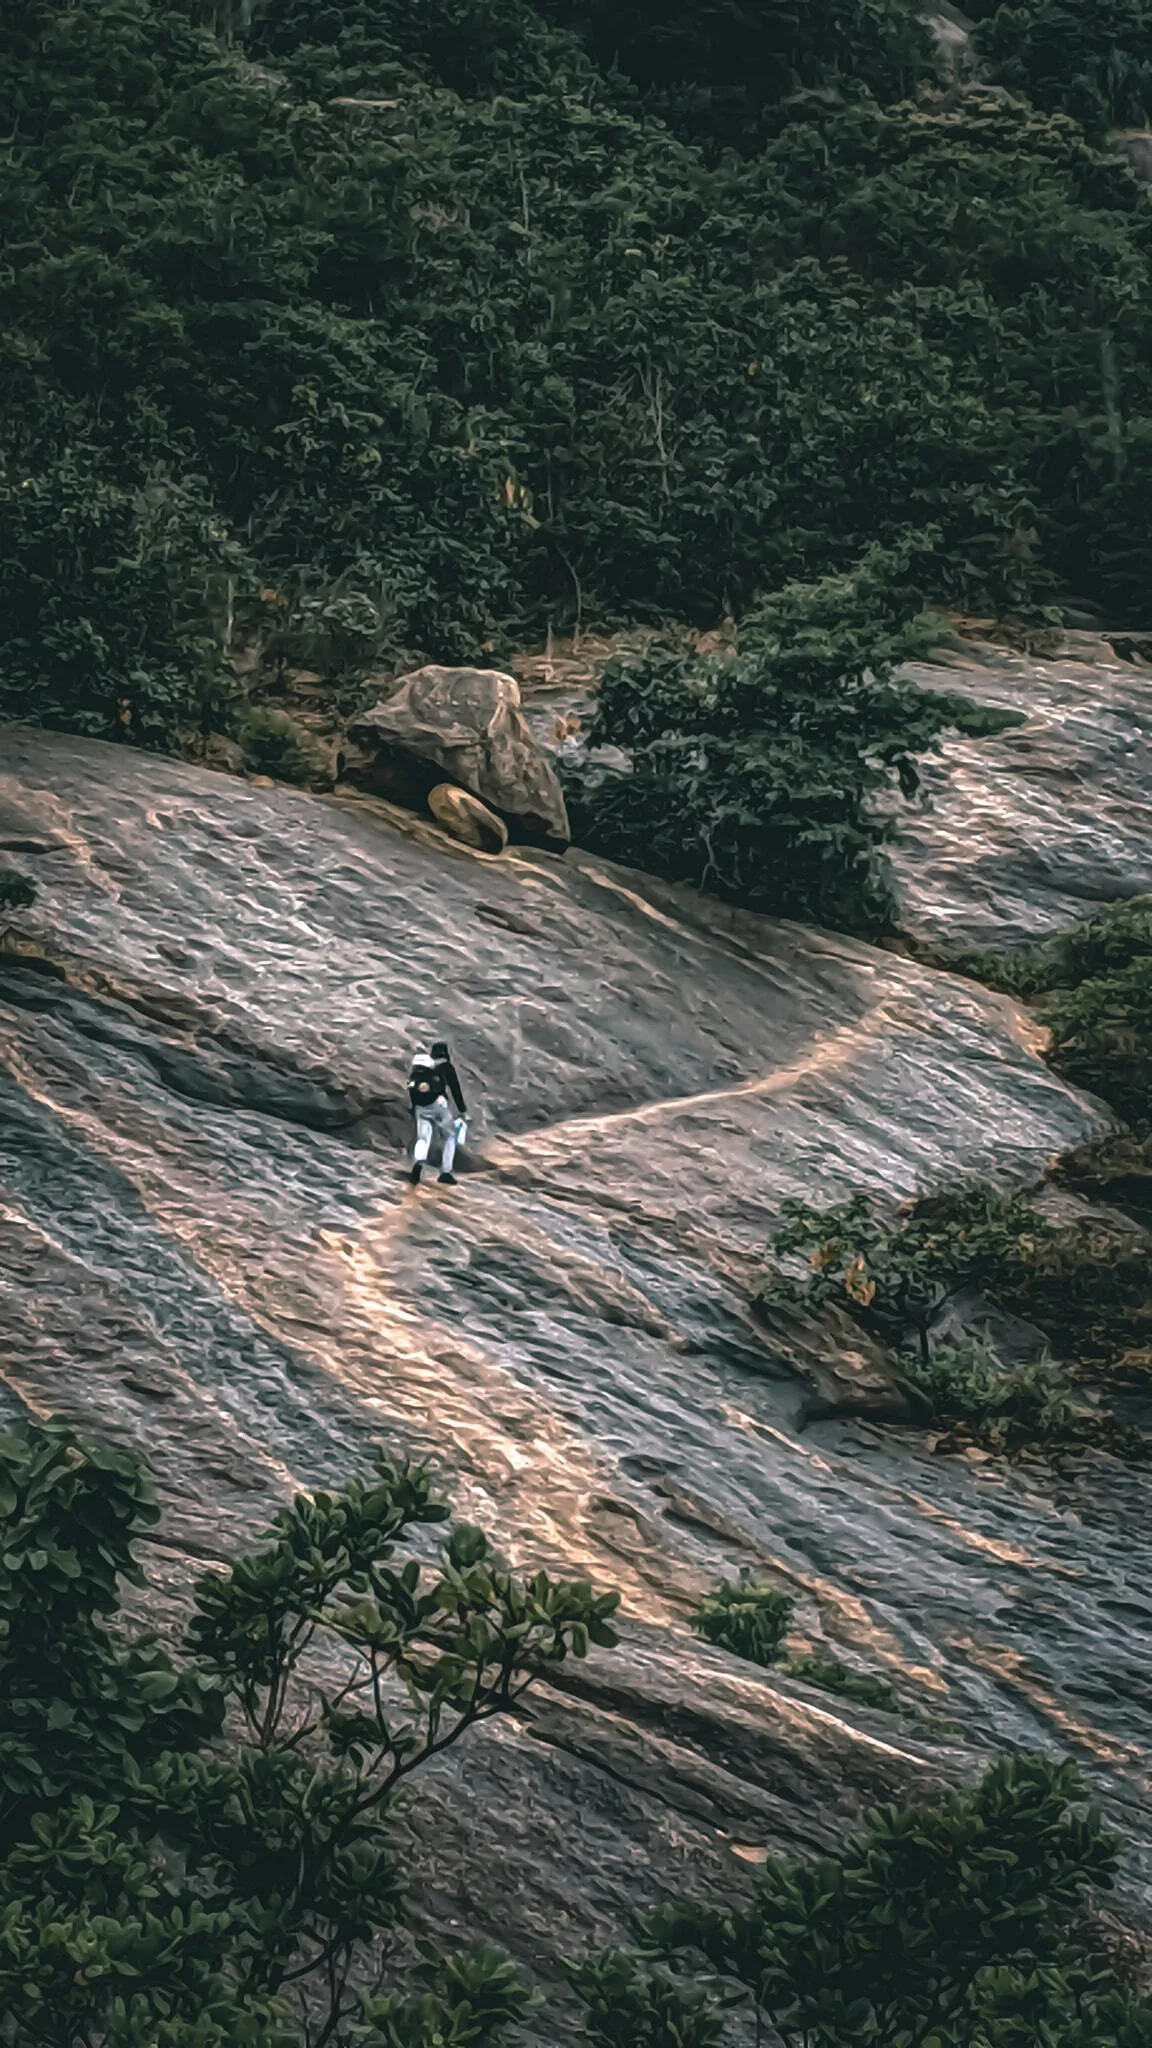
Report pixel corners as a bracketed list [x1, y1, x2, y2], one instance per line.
[1, 0, 1151, 747]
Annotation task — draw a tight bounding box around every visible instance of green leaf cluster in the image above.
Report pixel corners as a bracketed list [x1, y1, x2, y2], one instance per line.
[690, 1575, 795, 1668]
[963, 895, 1152, 1130]
[690, 1574, 911, 1714]
[0, 1421, 224, 1841]
[784, 1653, 904, 1714]
[574, 1755, 1152, 2048]
[0, 1418, 619, 2044]
[569, 1944, 721, 2048]
[900, 1338, 1080, 1447]
[975, 0, 1152, 137]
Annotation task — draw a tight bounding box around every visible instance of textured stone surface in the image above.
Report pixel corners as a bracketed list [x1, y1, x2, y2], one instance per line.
[347, 664, 570, 845]
[1, 723, 1150, 2023]
[428, 780, 509, 854]
[890, 635, 1152, 952]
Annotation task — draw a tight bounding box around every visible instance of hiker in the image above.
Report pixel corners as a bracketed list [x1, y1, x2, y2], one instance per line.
[408, 1039, 468, 1186]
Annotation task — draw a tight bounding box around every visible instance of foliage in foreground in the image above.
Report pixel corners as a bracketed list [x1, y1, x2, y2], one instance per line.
[0, 1417, 618, 2045]
[757, 1181, 1151, 1440]
[572, 1754, 1152, 2048]
[564, 543, 1013, 930]
[2, 1432, 1149, 2047]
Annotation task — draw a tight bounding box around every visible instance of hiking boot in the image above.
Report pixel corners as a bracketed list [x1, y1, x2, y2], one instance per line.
[438, 1171, 457, 1186]
[410, 1161, 423, 1185]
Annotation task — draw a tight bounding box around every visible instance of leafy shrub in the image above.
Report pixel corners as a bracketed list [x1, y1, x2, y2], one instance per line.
[953, 905, 1152, 1374]
[959, 895, 1152, 1002]
[759, 1183, 1054, 1361]
[357, 1947, 535, 2046]
[760, 1179, 1152, 1413]
[1044, 955, 1152, 1131]
[1058, 1128, 1152, 1228]
[0, 868, 36, 913]
[959, 896, 1152, 1147]
[0, 1421, 223, 1840]
[571, 1755, 1152, 2048]
[0, 1416, 619, 2044]
[236, 705, 332, 786]
[898, 1337, 1082, 1450]
[785, 1653, 903, 1714]
[566, 543, 995, 930]
[992, 1223, 1152, 1384]
[689, 1576, 795, 1667]
[692, 1574, 912, 1712]
[975, 0, 1152, 134]
[569, 1946, 721, 2048]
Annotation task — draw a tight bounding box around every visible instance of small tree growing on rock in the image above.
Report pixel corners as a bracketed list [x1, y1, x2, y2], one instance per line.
[755, 1184, 1148, 1453]
[758, 1183, 1054, 1363]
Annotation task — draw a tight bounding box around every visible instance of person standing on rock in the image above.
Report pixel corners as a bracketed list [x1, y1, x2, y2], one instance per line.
[408, 1040, 467, 1187]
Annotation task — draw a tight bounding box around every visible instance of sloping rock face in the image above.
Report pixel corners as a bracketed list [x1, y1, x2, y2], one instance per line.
[890, 635, 1152, 951]
[346, 664, 570, 846]
[1, 724, 1150, 2026]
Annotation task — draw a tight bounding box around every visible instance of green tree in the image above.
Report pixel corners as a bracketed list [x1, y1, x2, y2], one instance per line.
[976, 1, 1152, 135]
[574, 1756, 1152, 2048]
[566, 543, 1005, 930]
[0, 1417, 619, 2044]
[4, 0, 1152, 751]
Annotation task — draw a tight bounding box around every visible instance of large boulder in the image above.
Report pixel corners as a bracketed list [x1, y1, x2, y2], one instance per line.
[345, 665, 570, 845]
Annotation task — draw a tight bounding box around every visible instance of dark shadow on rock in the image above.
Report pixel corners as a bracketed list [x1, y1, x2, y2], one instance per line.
[751, 1296, 928, 1425]
[0, 960, 411, 1149]
[928, 1287, 1054, 1367]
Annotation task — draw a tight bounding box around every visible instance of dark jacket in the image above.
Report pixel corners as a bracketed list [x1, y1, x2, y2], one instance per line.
[408, 1058, 467, 1116]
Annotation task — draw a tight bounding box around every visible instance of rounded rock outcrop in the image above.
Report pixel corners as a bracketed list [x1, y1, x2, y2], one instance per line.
[346, 664, 570, 846]
[427, 782, 509, 854]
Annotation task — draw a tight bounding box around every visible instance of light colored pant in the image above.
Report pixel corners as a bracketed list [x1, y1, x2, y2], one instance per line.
[413, 1098, 463, 1174]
